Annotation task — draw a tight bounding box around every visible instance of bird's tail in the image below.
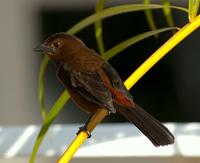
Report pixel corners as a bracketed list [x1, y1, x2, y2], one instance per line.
[116, 103, 174, 146]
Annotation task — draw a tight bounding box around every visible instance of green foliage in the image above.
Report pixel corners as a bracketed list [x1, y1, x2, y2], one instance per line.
[38, 55, 49, 120]
[161, 0, 175, 27]
[144, 0, 175, 37]
[95, 0, 106, 54]
[67, 4, 187, 34]
[144, 0, 158, 37]
[30, 91, 69, 163]
[103, 27, 177, 60]
[189, 0, 200, 22]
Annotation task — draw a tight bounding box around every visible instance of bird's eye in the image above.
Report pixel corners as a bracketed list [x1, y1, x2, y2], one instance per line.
[53, 41, 61, 48]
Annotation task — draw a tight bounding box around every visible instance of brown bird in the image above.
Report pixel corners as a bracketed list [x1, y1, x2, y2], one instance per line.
[35, 33, 174, 146]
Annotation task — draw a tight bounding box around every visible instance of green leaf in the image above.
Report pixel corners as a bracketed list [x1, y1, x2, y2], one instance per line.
[189, 0, 200, 22]
[67, 4, 188, 34]
[38, 55, 49, 120]
[143, 0, 158, 37]
[102, 27, 178, 60]
[95, 0, 106, 54]
[161, 0, 175, 27]
[30, 91, 69, 163]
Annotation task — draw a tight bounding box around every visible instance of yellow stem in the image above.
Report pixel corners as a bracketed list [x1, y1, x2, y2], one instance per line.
[86, 109, 108, 133]
[58, 132, 88, 163]
[58, 109, 108, 163]
[58, 14, 200, 163]
[125, 15, 200, 89]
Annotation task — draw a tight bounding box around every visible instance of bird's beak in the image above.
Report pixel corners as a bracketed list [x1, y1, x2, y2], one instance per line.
[34, 44, 54, 53]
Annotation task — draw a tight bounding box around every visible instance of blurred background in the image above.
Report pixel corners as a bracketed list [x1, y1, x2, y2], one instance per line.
[0, 0, 199, 125]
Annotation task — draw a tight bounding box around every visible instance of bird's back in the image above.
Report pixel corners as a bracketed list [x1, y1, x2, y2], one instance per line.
[65, 47, 104, 72]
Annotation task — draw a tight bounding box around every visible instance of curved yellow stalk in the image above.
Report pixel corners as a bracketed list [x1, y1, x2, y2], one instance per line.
[58, 109, 108, 163]
[125, 14, 200, 89]
[58, 14, 200, 163]
[58, 132, 88, 163]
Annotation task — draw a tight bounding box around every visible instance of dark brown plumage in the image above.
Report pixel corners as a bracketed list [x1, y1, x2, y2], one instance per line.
[35, 33, 174, 146]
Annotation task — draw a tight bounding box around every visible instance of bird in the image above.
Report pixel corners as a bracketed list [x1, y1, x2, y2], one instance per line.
[34, 32, 174, 147]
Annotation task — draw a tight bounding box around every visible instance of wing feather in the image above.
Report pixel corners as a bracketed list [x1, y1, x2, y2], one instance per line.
[101, 62, 133, 100]
[58, 63, 116, 113]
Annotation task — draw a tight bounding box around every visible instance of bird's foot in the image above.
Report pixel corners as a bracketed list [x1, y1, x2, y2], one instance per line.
[76, 126, 91, 138]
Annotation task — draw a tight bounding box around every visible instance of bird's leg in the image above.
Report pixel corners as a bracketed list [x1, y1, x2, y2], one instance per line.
[76, 109, 109, 138]
[76, 113, 94, 138]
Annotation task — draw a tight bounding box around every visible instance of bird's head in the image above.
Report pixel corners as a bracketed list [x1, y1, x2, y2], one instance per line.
[34, 33, 85, 64]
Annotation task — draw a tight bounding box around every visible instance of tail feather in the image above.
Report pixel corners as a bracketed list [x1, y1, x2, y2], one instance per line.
[116, 103, 174, 146]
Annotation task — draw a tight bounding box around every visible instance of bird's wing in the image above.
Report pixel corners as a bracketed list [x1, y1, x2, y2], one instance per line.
[101, 62, 133, 100]
[58, 63, 116, 113]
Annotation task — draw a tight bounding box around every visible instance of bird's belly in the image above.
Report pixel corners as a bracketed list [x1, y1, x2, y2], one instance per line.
[66, 87, 102, 113]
